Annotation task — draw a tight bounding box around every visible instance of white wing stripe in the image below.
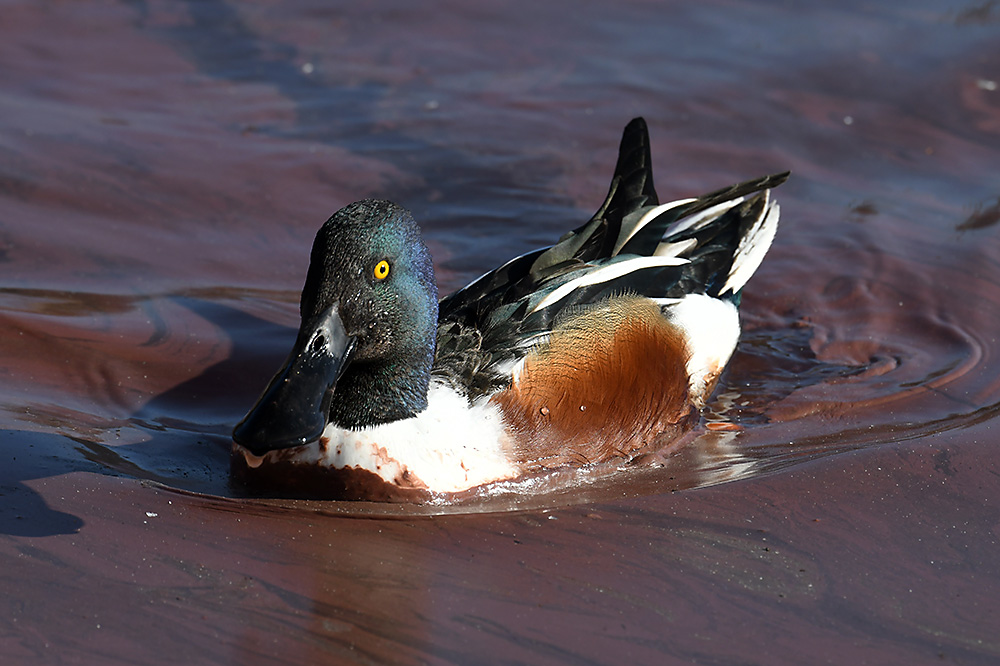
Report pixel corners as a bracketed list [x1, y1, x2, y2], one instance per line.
[653, 237, 697, 258]
[613, 198, 696, 255]
[529, 255, 688, 314]
[664, 197, 745, 239]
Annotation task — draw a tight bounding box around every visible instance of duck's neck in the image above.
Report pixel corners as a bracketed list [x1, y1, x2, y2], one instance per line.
[327, 348, 434, 430]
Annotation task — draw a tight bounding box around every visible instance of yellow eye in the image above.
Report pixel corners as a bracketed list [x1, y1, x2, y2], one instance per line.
[374, 259, 391, 280]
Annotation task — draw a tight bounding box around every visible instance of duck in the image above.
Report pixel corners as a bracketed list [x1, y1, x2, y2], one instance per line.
[231, 117, 788, 500]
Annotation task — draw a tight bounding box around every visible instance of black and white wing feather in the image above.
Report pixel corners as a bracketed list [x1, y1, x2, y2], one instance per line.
[433, 117, 787, 398]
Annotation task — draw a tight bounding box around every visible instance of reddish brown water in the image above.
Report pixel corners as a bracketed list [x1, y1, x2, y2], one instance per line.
[3, 0, 1000, 663]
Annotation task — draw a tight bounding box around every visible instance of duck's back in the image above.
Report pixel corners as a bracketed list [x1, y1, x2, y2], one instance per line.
[433, 119, 786, 469]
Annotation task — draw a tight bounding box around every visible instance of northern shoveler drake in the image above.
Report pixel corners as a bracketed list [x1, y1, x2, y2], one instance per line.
[232, 117, 788, 500]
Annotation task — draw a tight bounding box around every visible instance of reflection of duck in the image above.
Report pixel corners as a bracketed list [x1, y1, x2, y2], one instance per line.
[232, 118, 788, 497]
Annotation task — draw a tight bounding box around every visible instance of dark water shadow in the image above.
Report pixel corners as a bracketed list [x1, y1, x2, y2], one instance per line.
[68, 297, 285, 498]
[0, 430, 88, 536]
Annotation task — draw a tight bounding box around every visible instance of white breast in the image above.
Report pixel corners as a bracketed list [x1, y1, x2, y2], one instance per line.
[288, 381, 519, 493]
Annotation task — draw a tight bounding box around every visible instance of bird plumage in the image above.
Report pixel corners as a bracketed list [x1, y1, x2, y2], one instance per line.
[232, 117, 788, 499]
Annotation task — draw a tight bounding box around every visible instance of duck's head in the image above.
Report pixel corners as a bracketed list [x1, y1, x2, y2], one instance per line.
[233, 199, 438, 456]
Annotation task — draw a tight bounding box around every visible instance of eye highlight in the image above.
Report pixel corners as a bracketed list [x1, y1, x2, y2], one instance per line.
[373, 259, 391, 280]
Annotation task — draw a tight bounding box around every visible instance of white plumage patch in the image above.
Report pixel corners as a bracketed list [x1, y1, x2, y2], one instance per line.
[663, 294, 741, 406]
[529, 255, 688, 315]
[665, 197, 745, 238]
[612, 197, 696, 255]
[653, 237, 697, 258]
[291, 381, 518, 493]
[721, 193, 779, 296]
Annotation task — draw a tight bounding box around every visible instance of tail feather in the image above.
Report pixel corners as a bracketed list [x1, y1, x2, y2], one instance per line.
[719, 192, 779, 296]
[436, 117, 788, 397]
[529, 117, 659, 272]
[620, 171, 789, 257]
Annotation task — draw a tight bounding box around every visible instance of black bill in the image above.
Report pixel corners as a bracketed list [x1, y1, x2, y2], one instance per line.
[233, 305, 355, 456]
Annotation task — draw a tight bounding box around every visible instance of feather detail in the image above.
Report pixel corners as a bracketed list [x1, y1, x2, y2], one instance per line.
[434, 119, 787, 404]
